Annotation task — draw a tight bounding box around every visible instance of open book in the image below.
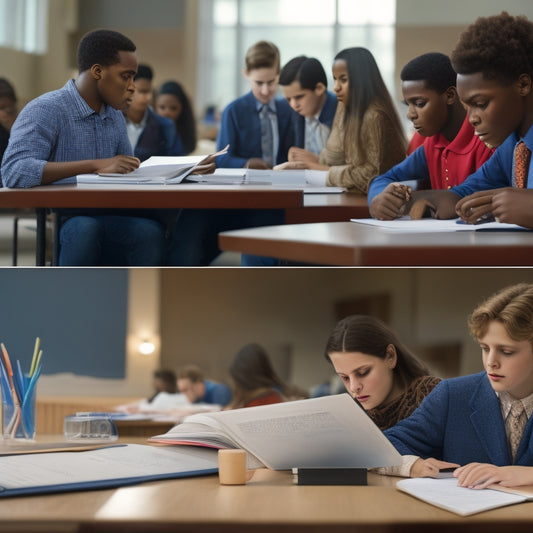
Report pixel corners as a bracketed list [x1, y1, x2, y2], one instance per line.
[76, 146, 229, 185]
[397, 477, 533, 516]
[0, 444, 218, 497]
[149, 394, 401, 470]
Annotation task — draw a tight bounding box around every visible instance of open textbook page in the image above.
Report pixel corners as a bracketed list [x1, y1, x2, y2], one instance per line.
[396, 477, 533, 516]
[149, 394, 401, 470]
[351, 216, 529, 232]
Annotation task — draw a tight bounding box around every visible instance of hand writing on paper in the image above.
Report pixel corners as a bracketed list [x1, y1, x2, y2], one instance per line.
[410, 458, 460, 478]
[370, 183, 412, 220]
[457, 188, 533, 228]
[95, 155, 141, 175]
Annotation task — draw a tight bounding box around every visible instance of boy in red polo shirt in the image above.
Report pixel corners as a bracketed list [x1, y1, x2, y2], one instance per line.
[368, 52, 493, 220]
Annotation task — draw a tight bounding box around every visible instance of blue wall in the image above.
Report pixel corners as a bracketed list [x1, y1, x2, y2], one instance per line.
[0, 269, 128, 378]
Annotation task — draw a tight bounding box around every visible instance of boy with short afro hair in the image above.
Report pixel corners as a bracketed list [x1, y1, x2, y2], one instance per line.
[400, 12, 533, 226]
[368, 52, 493, 220]
[278, 55, 337, 156]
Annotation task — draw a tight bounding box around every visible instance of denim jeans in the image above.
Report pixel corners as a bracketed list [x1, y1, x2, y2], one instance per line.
[59, 215, 166, 266]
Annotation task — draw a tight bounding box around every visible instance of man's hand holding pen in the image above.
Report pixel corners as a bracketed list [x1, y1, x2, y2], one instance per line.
[370, 182, 412, 220]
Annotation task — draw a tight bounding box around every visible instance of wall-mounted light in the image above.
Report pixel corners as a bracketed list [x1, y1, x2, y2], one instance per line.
[138, 340, 155, 356]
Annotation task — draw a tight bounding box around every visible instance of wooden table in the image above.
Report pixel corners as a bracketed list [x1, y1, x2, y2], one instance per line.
[1, 456, 532, 533]
[0, 185, 368, 265]
[219, 221, 533, 266]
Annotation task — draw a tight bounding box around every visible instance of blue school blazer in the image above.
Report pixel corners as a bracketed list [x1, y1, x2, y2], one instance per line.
[215, 91, 296, 168]
[385, 371, 533, 467]
[292, 91, 338, 149]
[134, 108, 177, 162]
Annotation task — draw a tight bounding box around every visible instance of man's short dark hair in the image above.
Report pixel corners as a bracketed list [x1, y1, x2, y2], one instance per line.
[77, 29, 136, 73]
[401, 52, 456, 94]
[279, 56, 328, 90]
[135, 64, 153, 82]
[451, 11, 533, 84]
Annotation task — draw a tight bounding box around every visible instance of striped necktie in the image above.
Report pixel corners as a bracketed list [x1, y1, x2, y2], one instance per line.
[509, 400, 527, 462]
[515, 141, 531, 188]
[259, 105, 274, 167]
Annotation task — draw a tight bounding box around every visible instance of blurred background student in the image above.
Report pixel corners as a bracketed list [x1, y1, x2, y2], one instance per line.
[147, 368, 178, 402]
[155, 80, 197, 156]
[123, 64, 177, 162]
[283, 47, 406, 193]
[227, 343, 308, 409]
[325, 315, 440, 430]
[0, 77, 18, 162]
[177, 364, 232, 407]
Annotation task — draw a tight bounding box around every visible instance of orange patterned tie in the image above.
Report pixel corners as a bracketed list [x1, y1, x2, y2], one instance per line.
[515, 141, 531, 188]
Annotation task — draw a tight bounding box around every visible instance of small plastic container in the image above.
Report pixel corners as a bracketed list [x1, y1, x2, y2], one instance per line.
[63, 413, 118, 441]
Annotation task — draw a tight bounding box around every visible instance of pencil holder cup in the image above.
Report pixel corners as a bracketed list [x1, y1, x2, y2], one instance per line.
[1, 373, 36, 441]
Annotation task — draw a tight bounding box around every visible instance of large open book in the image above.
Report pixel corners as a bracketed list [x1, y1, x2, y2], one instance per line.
[149, 394, 402, 470]
[76, 146, 229, 185]
[0, 444, 218, 497]
[397, 477, 533, 516]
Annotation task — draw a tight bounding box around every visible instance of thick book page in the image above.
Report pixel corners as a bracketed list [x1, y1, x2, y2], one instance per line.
[152, 394, 401, 470]
[211, 168, 332, 189]
[0, 444, 218, 497]
[351, 217, 528, 232]
[396, 477, 527, 516]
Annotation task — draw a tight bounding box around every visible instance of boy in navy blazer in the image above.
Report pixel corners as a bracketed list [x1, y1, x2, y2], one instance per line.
[384, 283, 533, 489]
[216, 40, 295, 168]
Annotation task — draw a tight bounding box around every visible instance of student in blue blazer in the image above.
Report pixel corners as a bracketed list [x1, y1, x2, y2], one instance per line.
[383, 282, 533, 490]
[167, 41, 291, 265]
[215, 41, 295, 169]
[278, 56, 337, 156]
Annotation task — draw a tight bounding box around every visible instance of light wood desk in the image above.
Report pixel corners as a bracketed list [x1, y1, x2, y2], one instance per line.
[0, 185, 368, 265]
[1, 451, 533, 533]
[219, 221, 533, 266]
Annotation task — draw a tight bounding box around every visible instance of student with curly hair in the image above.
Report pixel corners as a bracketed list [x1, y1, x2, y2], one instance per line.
[368, 52, 494, 220]
[325, 315, 440, 430]
[400, 12, 533, 226]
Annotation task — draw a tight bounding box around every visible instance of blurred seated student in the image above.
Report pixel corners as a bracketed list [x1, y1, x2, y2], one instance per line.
[0, 29, 166, 266]
[280, 47, 406, 193]
[325, 315, 440, 430]
[215, 40, 295, 169]
[177, 364, 232, 407]
[123, 64, 177, 161]
[382, 283, 533, 489]
[0, 78, 18, 162]
[147, 368, 178, 402]
[396, 12, 533, 227]
[227, 343, 308, 409]
[368, 52, 494, 220]
[278, 55, 337, 156]
[155, 80, 197, 155]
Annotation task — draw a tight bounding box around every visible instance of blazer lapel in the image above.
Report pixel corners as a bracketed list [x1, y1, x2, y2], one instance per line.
[469, 376, 510, 465]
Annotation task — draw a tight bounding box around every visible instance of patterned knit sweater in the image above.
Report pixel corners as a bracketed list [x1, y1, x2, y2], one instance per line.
[368, 375, 441, 430]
